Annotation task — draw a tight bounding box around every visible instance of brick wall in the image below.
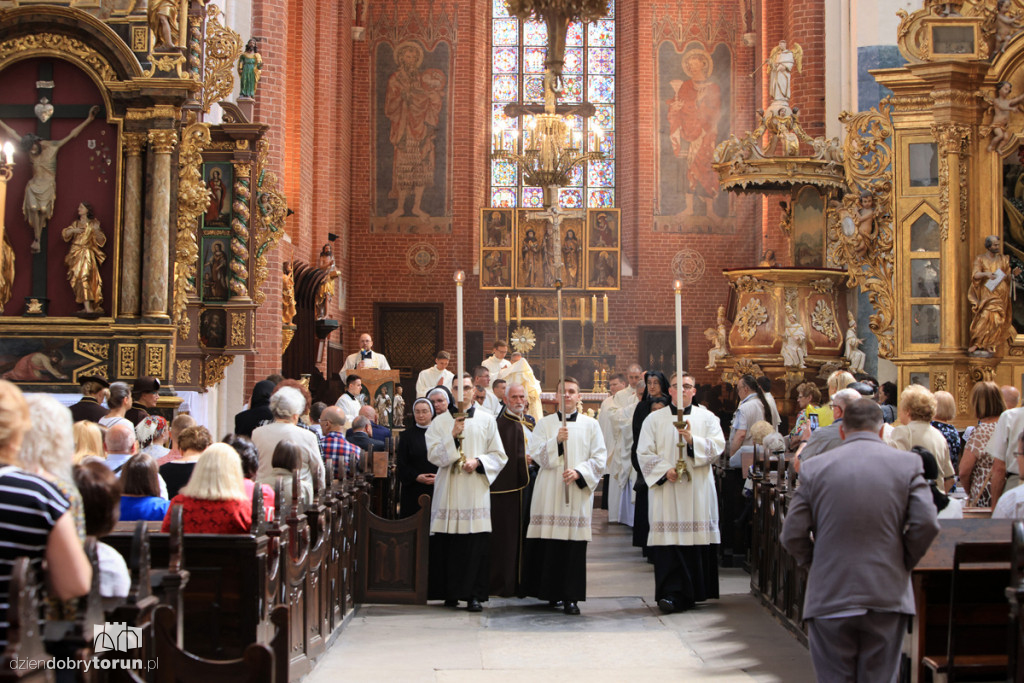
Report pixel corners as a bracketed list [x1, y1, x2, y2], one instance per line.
[246, 0, 831, 393]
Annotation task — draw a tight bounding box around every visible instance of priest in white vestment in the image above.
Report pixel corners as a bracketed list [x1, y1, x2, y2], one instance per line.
[481, 340, 512, 380]
[600, 374, 640, 525]
[425, 383, 507, 611]
[523, 377, 607, 615]
[416, 350, 454, 398]
[335, 374, 364, 425]
[637, 372, 724, 613]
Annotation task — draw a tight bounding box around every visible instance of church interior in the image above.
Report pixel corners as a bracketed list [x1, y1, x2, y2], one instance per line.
[4, 0, 1024, 680]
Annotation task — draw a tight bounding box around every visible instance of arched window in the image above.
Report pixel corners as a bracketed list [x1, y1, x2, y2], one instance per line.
[490, 1, 615, 209]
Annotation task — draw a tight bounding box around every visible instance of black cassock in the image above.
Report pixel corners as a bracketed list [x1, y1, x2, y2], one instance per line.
[489, 407, 534, 596]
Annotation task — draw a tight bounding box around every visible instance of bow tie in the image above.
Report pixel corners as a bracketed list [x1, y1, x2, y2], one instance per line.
[361, 351, 372, 358]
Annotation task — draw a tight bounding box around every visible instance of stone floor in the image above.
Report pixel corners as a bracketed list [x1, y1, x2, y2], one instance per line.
[306, 511, 815, 682]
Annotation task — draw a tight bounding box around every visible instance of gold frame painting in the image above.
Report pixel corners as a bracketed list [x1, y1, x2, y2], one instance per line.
[480, 207, 515, 290]
[585, 208, 620, 290]
[515, 209, 587, 291]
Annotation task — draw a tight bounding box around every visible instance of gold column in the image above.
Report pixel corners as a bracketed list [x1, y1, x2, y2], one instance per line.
[932, 122, 971, 353]
[120, 133, 147, 317]
[144, 129, 178, 319]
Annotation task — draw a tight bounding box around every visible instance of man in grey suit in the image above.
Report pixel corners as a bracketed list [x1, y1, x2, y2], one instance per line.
[781, 399, 940, 682]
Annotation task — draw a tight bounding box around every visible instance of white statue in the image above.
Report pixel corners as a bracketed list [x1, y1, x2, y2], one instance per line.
[704, 305, 729, 370]
[781, 305, 807, 369]
[376, 391, 392, 427]
[767, 41, 803, 107]
[845, 311, 866, 374]
[392, 386, 405, 428]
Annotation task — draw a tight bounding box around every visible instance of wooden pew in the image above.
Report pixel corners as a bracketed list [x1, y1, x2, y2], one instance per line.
[0, 558, 52, 682]
[1008, 521, 1024, 683]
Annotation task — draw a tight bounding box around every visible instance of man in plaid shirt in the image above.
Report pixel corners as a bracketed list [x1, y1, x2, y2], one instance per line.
[320, 406, 361, 477]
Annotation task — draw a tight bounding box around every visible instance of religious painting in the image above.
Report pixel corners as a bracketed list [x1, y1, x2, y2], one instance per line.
[0, 338, 92, 384]
[0, 57, 117, 318]
[1001, 154, 1024, 335]
[201, 162, 233, 228]
[654, 41, 733, 233]
[515, 211, 586, 291]
[199, 309, 226, 348]
[371, 39, 453, 234]
[201, 236, 231, 301]
[479, 207, 514, 290]
[518, 294, 583, 321]
[585, 208, 620, 290]
[792, 187, 825, 268]
[638, 327, 688, 378]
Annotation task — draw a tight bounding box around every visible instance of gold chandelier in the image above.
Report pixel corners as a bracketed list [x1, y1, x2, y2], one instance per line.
[492, 0, 609, 208]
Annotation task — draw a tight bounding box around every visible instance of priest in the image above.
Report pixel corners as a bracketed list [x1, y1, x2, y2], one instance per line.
[489, 382, 535, 596]
[636, 372, 724, 613]
[481, 339, 512, 380]
[598, 372, 637, 524]
[416, 349, 454, 398]
[425, 381, 507, 612]
[522, 377, 607, 615]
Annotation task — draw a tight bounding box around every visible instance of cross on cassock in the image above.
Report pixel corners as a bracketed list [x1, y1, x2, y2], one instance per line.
[0, 60, 102, 315]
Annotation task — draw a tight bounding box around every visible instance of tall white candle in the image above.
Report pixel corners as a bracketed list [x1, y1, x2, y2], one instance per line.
[674, 280, 684, 400]
[455, 271, 465, 404]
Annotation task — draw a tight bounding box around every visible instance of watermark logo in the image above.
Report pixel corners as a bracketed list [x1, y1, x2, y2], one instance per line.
[93, 622, 142, 654]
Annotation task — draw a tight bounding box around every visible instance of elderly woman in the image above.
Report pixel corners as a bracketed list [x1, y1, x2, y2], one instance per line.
[890, 384, 955, 491]
[251, 386, 325, 498]
[159, 425, 212, 499]
[931, 390, 963, 469]
[22, 395, 86, 540]
[163, 443, 252, 534]
[826, 370, 856, 402]
[0, 380, 91, 649]
[99, 381, 133, 430]
[137, 415, 170, 461]
[396, 397, 437, 518]
[72, 420, 105, 465]
[959, 381, 1005, 507]
[120, 454, 171, 522]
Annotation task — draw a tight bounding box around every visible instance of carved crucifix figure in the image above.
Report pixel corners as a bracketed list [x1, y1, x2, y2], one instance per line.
[0, 105, 99, 253]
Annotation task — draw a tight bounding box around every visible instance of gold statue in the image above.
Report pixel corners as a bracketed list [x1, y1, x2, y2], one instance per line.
[968, 234, 1020, 356]
[61, 202, 106, 315]
[979, 81, 1024, 153]
[149, 0, 180, 51]
[282, 261, 296, 325]
[314, 244, 340, 320]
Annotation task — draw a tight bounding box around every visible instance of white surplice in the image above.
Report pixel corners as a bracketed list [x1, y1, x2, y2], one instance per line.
[482, 355, 512, 380]
[526, 413, 607, 542]
[416, 365, 454, 398]
[637, 404, 724, 546]
[599, 387, 638, 524]
[425, 410, 507, 534]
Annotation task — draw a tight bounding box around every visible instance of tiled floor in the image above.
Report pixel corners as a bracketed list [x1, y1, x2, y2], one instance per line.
[305, 511, 815, 682]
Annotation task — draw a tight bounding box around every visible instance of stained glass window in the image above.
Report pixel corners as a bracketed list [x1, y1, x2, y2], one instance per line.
[491, 0, 615, 209]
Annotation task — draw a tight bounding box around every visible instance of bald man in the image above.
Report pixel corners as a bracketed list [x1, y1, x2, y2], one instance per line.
[342, 333, 391, 372]
[1003, 385, 1021, 410]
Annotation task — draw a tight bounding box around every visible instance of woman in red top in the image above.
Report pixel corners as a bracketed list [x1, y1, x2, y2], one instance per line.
[162, 443, 251, 534]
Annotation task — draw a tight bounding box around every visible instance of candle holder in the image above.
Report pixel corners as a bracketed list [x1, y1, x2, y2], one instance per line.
[578, 319, 587, 354]
[674, 417, 692, 482]
[453, 396, 471, 474]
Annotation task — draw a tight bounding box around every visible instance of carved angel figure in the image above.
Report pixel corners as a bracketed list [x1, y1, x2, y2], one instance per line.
[704, 305, 729, 370]
[767, 40, 803, 105]
[844, 311, 866, 374]
[833, 191, 878, 260]
[979, 82, 1024, 152]
[992, 0, 1024, 54]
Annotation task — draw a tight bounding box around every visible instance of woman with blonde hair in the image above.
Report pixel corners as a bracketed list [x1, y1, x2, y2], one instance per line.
[162, 442, 251, 534]
[826, 370, 856, 400]
[73, 420, 104, 464]
[890, 384, 955, 491]
[931, 390, 963, 468]
[959, 381, 1006, 507]
[0, 380, 91, 648]
[21, 395, 85, 540]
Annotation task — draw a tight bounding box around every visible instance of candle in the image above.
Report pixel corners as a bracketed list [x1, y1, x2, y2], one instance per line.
[673, 280, 684, 402]
[591, 123, 603, 153]
[592, 295, 597, 324]
[579, 297, 585, 325]
[455, 271, 465, 404]
[603, 294, 608, 323]
[493, 296, 499, 323]
[2, 141, 12, 165]
[516, 295, 522, 322]
[505, 294, 510, 322]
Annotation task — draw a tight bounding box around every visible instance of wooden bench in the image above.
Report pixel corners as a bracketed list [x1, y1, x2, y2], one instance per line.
[0, 558, 51, 682]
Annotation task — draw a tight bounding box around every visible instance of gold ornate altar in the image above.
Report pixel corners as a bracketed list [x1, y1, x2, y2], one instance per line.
[718, 268, 848, 397]
[0, 1, 286, 394]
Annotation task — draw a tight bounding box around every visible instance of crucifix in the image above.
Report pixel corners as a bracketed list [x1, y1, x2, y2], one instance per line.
[0, 60, 102, 316]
